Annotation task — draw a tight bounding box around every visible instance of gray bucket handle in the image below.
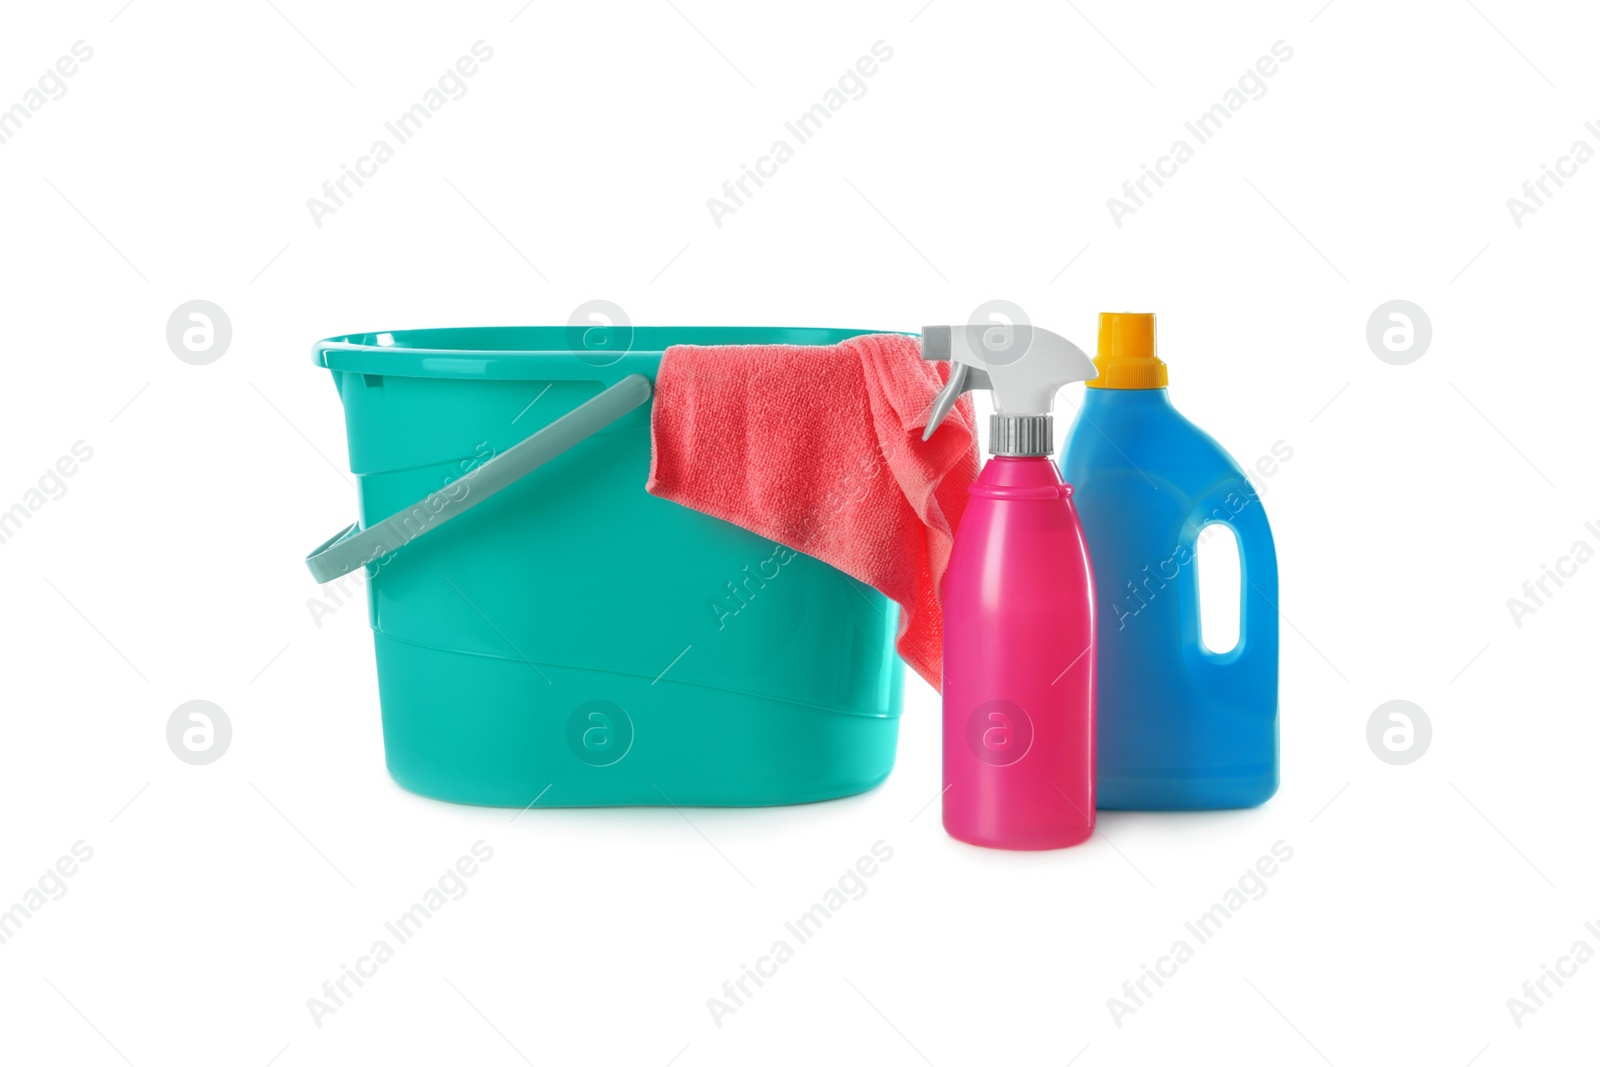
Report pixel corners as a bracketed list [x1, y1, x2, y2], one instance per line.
[305, 374, 653, 584]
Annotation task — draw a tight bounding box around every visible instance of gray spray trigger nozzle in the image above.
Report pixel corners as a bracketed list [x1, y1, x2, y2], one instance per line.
[919, 321, 1097, 442]
[922, 361, 993, 441]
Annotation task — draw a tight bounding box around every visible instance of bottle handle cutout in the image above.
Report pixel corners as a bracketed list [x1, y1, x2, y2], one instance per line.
[1179, 479, 1279, 690]
[1196, 521, 1242, 655]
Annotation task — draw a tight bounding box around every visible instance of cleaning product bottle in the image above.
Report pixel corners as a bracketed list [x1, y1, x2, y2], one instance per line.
[921, 321, 1099, 850]
[1060, 313, 1279, 810]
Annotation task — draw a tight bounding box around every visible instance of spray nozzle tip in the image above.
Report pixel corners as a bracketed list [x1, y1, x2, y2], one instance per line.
[920, 325, 951, 361]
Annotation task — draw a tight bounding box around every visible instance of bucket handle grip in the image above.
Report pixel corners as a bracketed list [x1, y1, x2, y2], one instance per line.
[304, 374, 653, 584]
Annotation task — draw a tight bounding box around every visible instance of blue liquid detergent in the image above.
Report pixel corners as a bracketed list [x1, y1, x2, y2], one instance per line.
[1060, 314, 1279, 810]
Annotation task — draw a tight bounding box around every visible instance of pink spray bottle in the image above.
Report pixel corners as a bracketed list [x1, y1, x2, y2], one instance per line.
[922, 322, 1099, 849]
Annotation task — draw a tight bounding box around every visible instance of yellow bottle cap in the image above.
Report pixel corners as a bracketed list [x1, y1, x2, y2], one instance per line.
[1088, 312, 1167, 389]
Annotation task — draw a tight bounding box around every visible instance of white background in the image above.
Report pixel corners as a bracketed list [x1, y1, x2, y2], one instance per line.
[2, 1, 1596, 1064]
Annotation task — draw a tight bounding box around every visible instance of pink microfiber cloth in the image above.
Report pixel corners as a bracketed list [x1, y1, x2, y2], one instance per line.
[647, 333, 978, 690]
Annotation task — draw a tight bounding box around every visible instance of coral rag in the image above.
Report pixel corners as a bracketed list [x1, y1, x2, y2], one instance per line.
[646, 333, 978, 690]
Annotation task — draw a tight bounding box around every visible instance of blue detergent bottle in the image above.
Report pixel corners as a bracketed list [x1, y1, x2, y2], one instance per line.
[1060, 313, 1279, 809]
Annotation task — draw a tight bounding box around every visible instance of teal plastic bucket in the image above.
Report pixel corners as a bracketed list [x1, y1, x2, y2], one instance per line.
[309, 327, 905, 807]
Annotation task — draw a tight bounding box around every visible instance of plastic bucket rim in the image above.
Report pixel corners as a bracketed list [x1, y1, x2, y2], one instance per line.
[315, 325, 914, 375]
